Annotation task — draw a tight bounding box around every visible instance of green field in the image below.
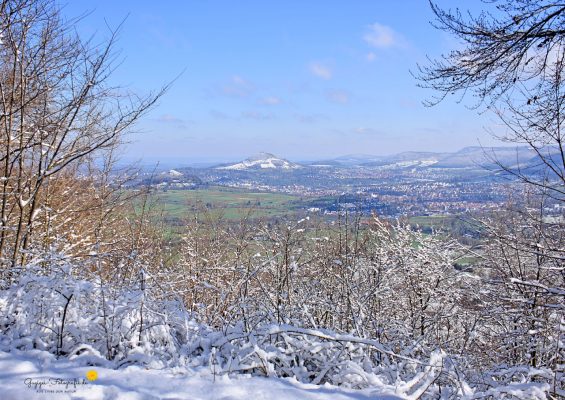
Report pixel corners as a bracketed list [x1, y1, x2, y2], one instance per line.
[408, 215, 460, 230]
[152, 187, 303, 221]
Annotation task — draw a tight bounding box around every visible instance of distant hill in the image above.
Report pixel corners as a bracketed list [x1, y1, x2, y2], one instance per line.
[435, 146, 537, 168]
[138, 169, 202, 187]
[324, 154, 386, 166]
[328, 146, 540, 169]
[216, 152, 302, 171]
[202, 146, 555, 173]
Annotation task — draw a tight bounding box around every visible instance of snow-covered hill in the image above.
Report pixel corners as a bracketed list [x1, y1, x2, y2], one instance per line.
[166, 169, 183, 177]
[329, 147, 540, 169]
[217, 152, 302, 170]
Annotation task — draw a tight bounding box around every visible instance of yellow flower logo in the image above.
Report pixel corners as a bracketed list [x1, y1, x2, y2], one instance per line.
[85, 370, 98, 381]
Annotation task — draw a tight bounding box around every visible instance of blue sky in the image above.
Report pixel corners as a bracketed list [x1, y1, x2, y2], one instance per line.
[63, 1, 503, 163]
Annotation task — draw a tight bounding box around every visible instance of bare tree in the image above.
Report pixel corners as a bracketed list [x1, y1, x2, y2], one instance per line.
[417, 0, 565, 198]
[417, 1, 565, 106]
[418, 1, 565, 394]
[0, 0, 165, 267]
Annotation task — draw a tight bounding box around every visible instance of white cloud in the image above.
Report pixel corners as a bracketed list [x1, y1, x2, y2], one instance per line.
[241, 111, 274, 120]
[259, 96, 282, 105]
[309, 62, 332, 79]
[364, 23, 400, 49]
[157, 114, 183, 123]
[221, 75, 255, 97]
[326, 89, 350, 104]
[354, 127, 381, 135]
[294, 113, 328, 124]
[155, 114, 190, 128]
[210, 110, 232, 120]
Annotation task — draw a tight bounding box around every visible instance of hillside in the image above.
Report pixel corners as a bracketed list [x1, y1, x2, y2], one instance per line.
[328, 146, 538, 169]
[217, 152, 302, 171]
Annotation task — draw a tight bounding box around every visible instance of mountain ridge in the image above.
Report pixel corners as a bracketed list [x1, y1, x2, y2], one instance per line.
[204, 145, 555, 172]
[321, 146, 540, 169]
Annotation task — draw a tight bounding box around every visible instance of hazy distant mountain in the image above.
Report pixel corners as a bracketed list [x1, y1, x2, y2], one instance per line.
[326, 151, 447, 167]
[329, 146, 539, 169]
[326, 154, 387, 166]
[435, 146, 537, 168]
[216, 152, 302, 171]
[205, 146, 550, 173]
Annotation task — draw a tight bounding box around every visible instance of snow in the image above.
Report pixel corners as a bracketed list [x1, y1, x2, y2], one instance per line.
[260, 161, 276, 169]
[0, 350, 400, 400]
[167, 169, 183, 177]
[219, 158, 296, 170]
[0, 243, 557, 400]
[376, 160, 438, 169]
[217, 153, 301, 170]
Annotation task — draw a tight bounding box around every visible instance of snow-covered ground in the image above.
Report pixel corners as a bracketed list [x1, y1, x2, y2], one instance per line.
[0, 350, 402, 400]
[217, 153, 301, 170]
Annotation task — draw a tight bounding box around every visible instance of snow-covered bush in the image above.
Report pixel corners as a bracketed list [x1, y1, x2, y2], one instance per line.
[200, 322, 552, 399]
[174, 213, 560, 398]
[178, 216, 476, 358]
[0, 249, 202, 368]
[0, 216, 560, 399]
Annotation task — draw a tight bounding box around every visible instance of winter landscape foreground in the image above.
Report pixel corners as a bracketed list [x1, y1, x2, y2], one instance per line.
[1, 349, 552, 400]
[0, 244, 557, 400]
[0, 319, 553, 400]
[0, 350, 398, 400]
